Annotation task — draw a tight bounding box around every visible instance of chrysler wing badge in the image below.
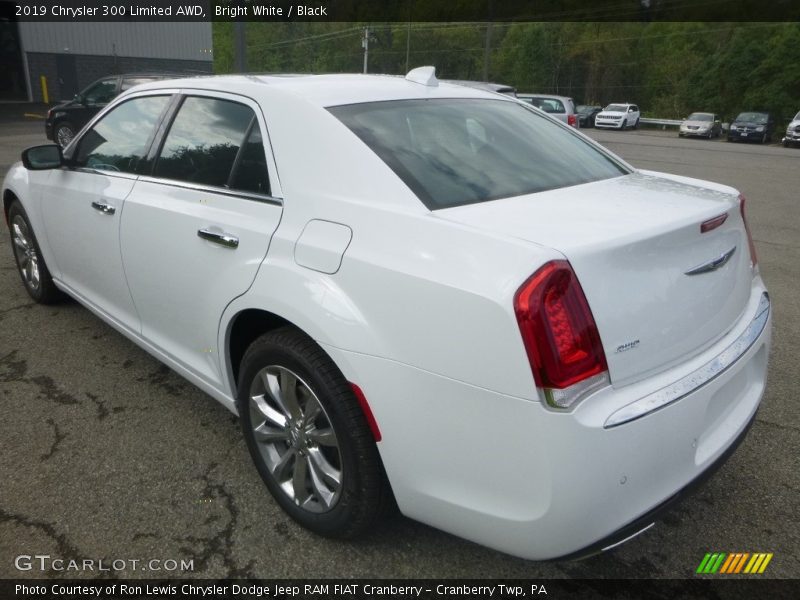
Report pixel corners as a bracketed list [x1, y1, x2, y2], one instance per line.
[684, 246, 736, 276]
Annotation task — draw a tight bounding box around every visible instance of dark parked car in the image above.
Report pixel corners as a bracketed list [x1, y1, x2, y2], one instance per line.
[727, 111, 775, 144]
[45, 73, 188, 147]
[576, 105, 602, 128]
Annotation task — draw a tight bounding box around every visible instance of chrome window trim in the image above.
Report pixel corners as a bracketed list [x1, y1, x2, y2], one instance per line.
[137, 175, 283, 207]
[70, 167, 139, 181]
[604, 292, 770, 428]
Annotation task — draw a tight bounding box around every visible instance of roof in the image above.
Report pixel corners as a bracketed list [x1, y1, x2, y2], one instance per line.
[132, 73, 513, 108]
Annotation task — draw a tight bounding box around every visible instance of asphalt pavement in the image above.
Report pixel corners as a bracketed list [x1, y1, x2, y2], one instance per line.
[1, 119, 798, 579]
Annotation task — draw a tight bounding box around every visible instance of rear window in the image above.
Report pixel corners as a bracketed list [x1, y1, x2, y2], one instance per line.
[330, 99, 628, 210]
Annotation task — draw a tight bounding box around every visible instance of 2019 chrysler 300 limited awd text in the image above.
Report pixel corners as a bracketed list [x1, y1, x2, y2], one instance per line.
[2, 67, 771, 560]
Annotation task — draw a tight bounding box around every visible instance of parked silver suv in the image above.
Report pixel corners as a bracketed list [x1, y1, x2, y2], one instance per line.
[517, 93, 579, 128]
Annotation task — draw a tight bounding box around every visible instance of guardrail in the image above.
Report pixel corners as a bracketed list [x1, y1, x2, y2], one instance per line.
[639, 117, 730, 132]
[639, 117, 683, 127]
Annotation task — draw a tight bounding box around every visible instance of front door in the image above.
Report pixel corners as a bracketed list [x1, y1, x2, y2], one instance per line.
[120, 93, 282, 388]
[40, 94, 172, 330]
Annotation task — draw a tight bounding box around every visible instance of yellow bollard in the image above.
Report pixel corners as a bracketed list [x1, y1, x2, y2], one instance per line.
[40, 75, 49, 104]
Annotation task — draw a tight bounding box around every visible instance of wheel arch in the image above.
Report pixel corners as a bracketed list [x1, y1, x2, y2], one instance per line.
[3, 188, 19, 226]
[225, 308, 293, 391]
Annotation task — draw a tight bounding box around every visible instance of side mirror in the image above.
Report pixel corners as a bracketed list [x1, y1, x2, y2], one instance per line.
[22, 145, 64, 170]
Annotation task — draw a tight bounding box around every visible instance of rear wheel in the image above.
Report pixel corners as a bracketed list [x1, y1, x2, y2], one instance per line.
[633, 118, 639, 130]
[8, 200, 63, 304]
[237, 327, 392, 538]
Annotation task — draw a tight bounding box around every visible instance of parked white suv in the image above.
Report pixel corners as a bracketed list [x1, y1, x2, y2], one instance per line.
[2, 68, 769, 561]
[595, 103, 641, 130]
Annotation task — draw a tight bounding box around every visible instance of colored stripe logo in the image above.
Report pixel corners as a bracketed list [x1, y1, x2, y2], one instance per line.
[696, 552, 773, 574]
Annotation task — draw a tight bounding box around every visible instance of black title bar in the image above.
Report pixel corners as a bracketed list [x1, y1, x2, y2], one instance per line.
[8, 0, 800, 22]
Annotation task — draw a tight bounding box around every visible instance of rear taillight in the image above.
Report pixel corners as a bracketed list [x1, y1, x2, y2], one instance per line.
[568, 114, 577, 127]
[514, 260, 609, 409]
[739, 194, 758, 268]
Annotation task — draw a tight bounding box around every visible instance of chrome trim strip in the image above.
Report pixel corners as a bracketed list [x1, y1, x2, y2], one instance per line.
[137, 175, 283, 206]
[601, 523, 655, 552]
[684, 246, 736, 276]
[605, 293, 770, 428]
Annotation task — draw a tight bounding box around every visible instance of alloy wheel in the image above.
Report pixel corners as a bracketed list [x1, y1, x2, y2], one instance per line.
[56, 125, 74, 147]
[11, 216, 41, 292]
[248, 365, 343, 513]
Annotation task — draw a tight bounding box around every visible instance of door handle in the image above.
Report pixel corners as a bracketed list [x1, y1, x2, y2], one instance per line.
[91, 201, 115, 215]
[198, 228, 239, 249]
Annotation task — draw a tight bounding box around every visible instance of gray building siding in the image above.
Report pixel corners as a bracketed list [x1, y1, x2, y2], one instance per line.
[26, 53, 212, 102]
[13, 21, 212, 101]
[19, 22, 212, 61]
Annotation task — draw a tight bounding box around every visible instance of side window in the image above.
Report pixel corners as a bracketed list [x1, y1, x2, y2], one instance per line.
[82, 79, 118, 105]
[75, 95, 170, 174]
[154, 96, 255, 188]
[228, 125, 271, 195]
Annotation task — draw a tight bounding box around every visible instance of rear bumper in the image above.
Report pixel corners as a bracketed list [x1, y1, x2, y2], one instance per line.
[323, 279, 771, 560]
[554, 405, 758, 560]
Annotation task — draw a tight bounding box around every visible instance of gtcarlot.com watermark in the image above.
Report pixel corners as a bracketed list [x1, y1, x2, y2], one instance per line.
[15, 554, 194, 573]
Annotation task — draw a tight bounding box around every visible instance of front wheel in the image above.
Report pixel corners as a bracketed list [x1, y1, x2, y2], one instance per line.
[237, 327, 392, 538]
[8, 200, 63, 304]
[54, 121, 76, 148]
[622, 119, 628, 130]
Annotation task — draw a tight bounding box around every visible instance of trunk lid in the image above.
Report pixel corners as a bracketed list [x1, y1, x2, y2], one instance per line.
[436, 171, 754, 386]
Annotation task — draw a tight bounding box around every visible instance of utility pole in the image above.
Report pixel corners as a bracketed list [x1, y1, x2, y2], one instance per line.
[234, 22, 247, 72]
[362, 26, 370, 74]
[482, 0, 494, 82]
[405, 21, 411, 73]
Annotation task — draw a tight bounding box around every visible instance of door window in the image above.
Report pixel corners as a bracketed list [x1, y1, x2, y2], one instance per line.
[228, 125, 270, 195]
[154, 96, 259, 189]
[75, 95, 170, 174]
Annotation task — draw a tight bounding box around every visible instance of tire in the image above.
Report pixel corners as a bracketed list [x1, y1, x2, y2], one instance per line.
[761, 133, 767, 144]
[54, 121, 76, 148]
[8, 200, 63, 304]
[622, 119, 627, 130]
[237, 326, 392, 538]
[633, 118, 639, 130]
[784, 140, 790, 148]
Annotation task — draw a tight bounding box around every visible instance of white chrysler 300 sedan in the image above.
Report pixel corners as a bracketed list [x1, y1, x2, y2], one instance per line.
[2, 68, 771, 560]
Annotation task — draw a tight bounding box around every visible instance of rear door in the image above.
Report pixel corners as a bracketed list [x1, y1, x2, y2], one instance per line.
[120, 91, 282, 388]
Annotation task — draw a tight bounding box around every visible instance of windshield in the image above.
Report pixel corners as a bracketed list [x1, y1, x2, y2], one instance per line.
[605, 104, 627, 112]
[330, 99, 629, 210]
[735, 112, 768, 124]
[526, 97, 565, 113]
[687, 113, 713, 121]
